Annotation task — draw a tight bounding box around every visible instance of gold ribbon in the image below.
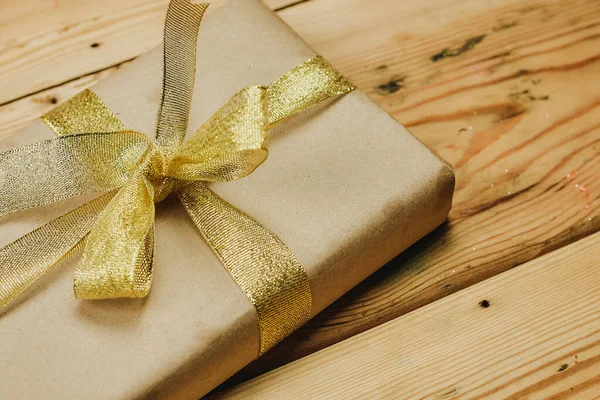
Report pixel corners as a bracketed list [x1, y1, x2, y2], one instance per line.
[0, 0, 354, 354]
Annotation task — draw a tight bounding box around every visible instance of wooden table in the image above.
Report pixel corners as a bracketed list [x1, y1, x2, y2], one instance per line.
[1, 0, 599, 397]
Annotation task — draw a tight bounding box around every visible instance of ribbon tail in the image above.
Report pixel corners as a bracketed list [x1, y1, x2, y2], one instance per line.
[74, 174, 155, 299]
[0, 192, 115, 310]
[167, 86, 269, 182]
[177, 182, 311, 355]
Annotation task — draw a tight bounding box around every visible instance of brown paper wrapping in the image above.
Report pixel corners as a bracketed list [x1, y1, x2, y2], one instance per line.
[0, 0, 454, 398]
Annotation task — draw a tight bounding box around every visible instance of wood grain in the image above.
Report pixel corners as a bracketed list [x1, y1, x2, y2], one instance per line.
[0, 0, 294, 105]
[214, 232, 600, 399]
[0, 65, 122, 139]
[1, 0, 600, 388]
[224, 0, 600, 385]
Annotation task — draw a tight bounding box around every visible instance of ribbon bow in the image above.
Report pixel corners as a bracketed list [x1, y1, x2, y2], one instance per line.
[0, 0, 354, 354]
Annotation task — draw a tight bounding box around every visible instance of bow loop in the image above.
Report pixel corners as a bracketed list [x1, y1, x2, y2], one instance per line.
[0, 131, 152, 217]
[74, 173, 155, 299]
[166, 85, 269, 182]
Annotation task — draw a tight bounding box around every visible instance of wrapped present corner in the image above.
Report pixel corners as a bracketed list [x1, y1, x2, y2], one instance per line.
[0, 0, 455, 398]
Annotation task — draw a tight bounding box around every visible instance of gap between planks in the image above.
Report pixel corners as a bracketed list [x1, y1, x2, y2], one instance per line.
[213, 232, 600, 400]
[0, 0, 302, 106]
[222, 0, 600, 385]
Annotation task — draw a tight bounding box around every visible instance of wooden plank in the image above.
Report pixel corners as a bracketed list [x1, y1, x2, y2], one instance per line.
[213, 232, 600, 399]
[223, 0, 600, 385]
[1, 0, 600, 387]
[0, 0, 294, 105]
[0, 66, 122, 139]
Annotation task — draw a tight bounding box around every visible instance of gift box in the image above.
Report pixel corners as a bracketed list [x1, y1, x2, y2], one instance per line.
[0, 0, 454, 398]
